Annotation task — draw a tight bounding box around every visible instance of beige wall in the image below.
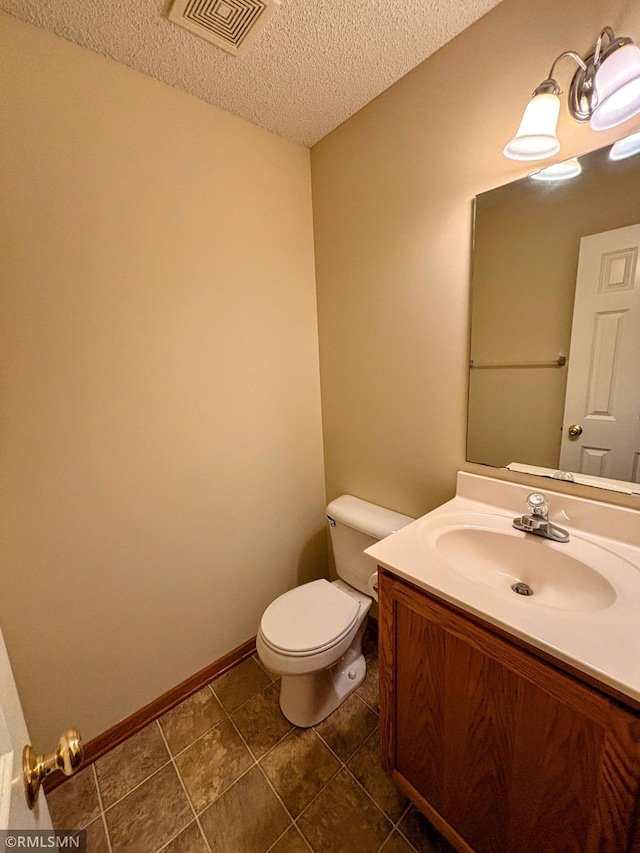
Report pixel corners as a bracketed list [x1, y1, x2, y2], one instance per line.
[0, 14, 326, 746]
[311, 0, 640, 519]
[5, 0, 640, 751]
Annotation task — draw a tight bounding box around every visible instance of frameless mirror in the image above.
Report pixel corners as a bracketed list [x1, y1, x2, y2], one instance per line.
[468, 137, 640, 495]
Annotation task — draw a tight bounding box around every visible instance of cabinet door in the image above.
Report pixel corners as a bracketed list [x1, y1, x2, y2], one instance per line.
[379, 571, 640, 853]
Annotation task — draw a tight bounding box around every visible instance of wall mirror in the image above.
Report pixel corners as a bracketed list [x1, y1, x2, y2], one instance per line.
[468, 136, 640, 495]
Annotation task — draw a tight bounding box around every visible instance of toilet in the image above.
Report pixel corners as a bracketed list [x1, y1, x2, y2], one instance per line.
[256, 495, 413, 727]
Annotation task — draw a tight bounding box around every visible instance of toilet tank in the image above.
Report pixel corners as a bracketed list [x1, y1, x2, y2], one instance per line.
[326, 495, 414, 595]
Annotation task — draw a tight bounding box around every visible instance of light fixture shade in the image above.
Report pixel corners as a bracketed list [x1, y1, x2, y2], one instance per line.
[610, 130, 640, 160]
[530, 157, 582, 181]
[503, 93, 561, 161]
[591, 43, 640, 130]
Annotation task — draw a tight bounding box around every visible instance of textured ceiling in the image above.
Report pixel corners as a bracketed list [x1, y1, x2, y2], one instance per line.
[1, 0, 503, 147]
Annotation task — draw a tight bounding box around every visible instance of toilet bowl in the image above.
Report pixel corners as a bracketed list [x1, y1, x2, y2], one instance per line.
[257, 495, 413, 728]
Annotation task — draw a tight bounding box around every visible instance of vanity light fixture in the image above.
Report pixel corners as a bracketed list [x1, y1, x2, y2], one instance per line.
[504, 27, 640, 162]
[610, 130, 640, 160]
[503, 80, 561, 161]
[529, 157, 582, 181]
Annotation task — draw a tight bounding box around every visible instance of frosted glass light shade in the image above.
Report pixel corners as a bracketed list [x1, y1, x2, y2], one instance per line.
[591, 44, 640, 130]
[503, 93, 561, 161]
[610, 130, 640, 160]
[530, 157, 582, 181]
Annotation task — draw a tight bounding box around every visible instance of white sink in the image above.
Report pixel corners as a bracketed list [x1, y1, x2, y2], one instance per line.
[422, 511, 617, 612]
[365, 472, 640, 705]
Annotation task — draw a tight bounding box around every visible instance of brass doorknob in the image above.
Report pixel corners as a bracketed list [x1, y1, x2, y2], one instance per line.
[23, 728, 83, 809]
[567, 424, 583, 437]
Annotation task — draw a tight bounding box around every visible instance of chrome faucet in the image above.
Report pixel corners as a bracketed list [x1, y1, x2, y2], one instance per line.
[513, 493, 570, 542]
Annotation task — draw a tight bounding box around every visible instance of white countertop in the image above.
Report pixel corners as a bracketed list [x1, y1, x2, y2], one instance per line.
[365, 472, 640, 705]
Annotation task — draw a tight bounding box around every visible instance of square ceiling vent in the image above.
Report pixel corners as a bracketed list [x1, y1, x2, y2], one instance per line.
[168, 0, 280, 57]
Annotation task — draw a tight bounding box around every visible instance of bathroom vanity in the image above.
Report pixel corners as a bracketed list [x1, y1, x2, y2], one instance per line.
[378, 571, 640, 852]
[366, 473, 640, 853]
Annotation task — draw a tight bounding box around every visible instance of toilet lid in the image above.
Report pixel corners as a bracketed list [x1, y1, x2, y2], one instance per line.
[260, 579, 360, 654]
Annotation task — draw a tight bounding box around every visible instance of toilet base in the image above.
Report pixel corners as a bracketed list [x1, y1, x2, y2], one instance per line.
[278, 620, 368, 727]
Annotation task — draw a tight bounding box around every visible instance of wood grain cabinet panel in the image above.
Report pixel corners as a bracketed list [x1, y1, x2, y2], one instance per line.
[378, 570, 640, 853]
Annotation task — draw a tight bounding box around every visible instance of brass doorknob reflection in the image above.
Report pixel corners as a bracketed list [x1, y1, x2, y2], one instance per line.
[567, 424, 583, 438]
[23, 728, 83, 809]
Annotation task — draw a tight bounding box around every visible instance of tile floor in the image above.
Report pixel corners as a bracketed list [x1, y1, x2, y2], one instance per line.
[46, 626, 454, 853]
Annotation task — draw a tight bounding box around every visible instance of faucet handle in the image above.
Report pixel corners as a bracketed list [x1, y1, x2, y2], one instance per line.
[526, 493, 548, 515]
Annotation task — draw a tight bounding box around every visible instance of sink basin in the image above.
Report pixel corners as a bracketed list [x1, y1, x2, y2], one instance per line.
[431, 521, 617, 612]
[364, 471, 640, 705]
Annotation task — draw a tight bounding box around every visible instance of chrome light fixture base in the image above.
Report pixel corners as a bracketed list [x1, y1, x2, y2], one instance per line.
[567, 51, 598, 121]
[568, 37, 635, 122]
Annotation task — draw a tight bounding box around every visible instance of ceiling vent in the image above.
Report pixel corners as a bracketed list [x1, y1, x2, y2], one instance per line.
[168, 0, 280, 57]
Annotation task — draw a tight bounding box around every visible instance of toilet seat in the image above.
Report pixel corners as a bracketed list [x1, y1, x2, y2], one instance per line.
[260, 579, 360, 656]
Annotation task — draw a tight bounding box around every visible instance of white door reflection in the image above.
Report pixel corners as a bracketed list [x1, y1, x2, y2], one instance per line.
[560, 224, 640, 482]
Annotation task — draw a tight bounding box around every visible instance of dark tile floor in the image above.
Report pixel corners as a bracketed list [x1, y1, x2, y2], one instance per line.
[46, 626, 454, 853]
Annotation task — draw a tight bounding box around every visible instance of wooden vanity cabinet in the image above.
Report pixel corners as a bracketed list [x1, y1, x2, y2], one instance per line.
[378, 569, 640, 853]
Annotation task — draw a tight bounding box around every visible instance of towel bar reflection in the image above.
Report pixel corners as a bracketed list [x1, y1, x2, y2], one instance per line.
[470, 355, 566, 369]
